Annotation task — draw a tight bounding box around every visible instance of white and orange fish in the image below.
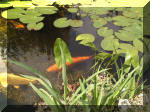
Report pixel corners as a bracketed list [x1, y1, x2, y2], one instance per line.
[46, 55, 93, 72]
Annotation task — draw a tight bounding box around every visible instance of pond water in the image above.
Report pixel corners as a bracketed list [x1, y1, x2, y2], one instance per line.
[0, 7, 146, 107]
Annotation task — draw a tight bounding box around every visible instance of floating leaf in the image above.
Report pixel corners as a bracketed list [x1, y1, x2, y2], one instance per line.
[69, 20, 83, 27]
[53, 17, 70, 28]
[1, 8, 25, 19]
[93, 18, 107, 28]
[25, 9, 42, 16]
[115, 30, 141, 41]
[97, 27, 113, 37]
[76, 34, 95, 46]
[32, 0, 53, 6]
[101, 37, 119, 51]
[35, 7, 58, 15]
[54, 38, 72, 69]
[19, 16, 44, 24]
[133, 39, 143, 53]
[68, 8, 78, 13]
[27, 22, 44, 30]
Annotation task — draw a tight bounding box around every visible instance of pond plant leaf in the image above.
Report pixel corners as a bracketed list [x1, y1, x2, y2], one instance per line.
[25, 9, 42, 16]
[32, 0, 53, 6]
[115, 30, 141, 41]
[67, 8, 78, 13]
[101, 37, 119, 51]
[133, 39, 143, 53]
[54, 38, 72, 69]
[97, 27, 113, 38]
[69, 20, 83, 27]
[93, 18, 107, 28]
[19, 16, 44, 24]
[53, 17, 70, 28]
[35, 7, 58, 15]
[27, 22, 44, 31]
[1, 8, 25, 19]
[76, 34, 95, 46]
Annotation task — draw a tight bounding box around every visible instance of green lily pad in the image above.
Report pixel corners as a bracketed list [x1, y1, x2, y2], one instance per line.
[68, 8, 78, 13]
[97, 27, 113, 37]
[115, 30, 141, 41]
[76, 34, 95, 46]
[35, 7, 58, 15]
[27, 22, 44, 30]
[133, 39, 143, 53]
[19, 16, 44, 24]
[1, 8, 25, 19]
[93, 18, 107, 28]
[25, 9, 42, 16]
[101, 37, 119, 51]
[69, 20, 83, 27]
[53, 17, 70, 28]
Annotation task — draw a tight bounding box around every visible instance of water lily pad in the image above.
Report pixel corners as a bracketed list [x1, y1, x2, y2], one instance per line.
[101, 37, 119, 51]
[97, 27, 113, 37]
[53, 18, 70, 28]
[25, 9, 42, 16]
[27, 22, 44, 30]
[69, 20, 83, 27]
[19, 16, 44, 24]
[76, 34, 95, 46]
[115, 30, 141, 41]
[35, 7, 58, 15]
[1, 8, 25, 19]
[93, 18, 107, 28]
[67, 8, 78, 13]
[133, 39, 143, 53]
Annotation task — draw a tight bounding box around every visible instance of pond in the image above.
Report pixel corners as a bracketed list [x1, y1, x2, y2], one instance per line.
[0, 6, 147, 110]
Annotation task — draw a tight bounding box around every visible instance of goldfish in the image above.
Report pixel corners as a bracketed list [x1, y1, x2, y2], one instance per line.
[0, 73, 37, 88]
[46, 55, 93, 72]
[7, 20, 25, 29]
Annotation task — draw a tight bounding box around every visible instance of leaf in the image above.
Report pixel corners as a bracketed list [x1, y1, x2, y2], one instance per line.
[54, 38, 72, 69]
[1, 8, 25, 19]
[97, 27, 113, 37]
[25, 9, 42, 16]
[27, 22, 44, 31]
[35, 7, 58, 15]
[76, 34, 95, 46]
[32, 0, 53, 6]
[68, 8, 78, 13]
[53, 17, 70, 28]
[69, 19, 83, 27]
[19, 16, 44, 24]
[115, 30, 141, 41]
[133, 39, 143, 53]
[93, 18, 107, 28]
[101, 37, 119, 51]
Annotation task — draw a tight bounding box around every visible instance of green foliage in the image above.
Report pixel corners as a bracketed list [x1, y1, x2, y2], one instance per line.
[67, 8, 78, 13]
[53, 17, 70, 28]
[69, 20, 83, 27]
[54, 38, 72, 69]
[97, 27, 113, 38]
[93, 18, 107, 28]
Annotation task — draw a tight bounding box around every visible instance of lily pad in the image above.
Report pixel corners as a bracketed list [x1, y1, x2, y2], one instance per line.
[133, 39, 143, 53]
[19, 16, 44, 24]
[76, 34, 95, 46]
[35, 7, 58, 15]
[53, 18, 70, 28]
[69, 20, 83, 27]
[101, 37, 119, 51]
[93, 18, 107, 28]
[97, 27, 113, 37]
[27, 22, 44, 30]
[68, 8, 78, 13]
[25, 9, 42, 16]
[1, 8, 25, 19]
[115, 30, 141, 41]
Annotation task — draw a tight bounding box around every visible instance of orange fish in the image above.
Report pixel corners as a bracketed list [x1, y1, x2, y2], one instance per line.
[7, 20, 25, 29]
[46, 55, 93, 72]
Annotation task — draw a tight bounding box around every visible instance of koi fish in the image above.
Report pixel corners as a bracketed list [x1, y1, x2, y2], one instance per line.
[0, 73, 37, 88]
[7, 20, 25, 29]
[46, 55, 93, 72]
